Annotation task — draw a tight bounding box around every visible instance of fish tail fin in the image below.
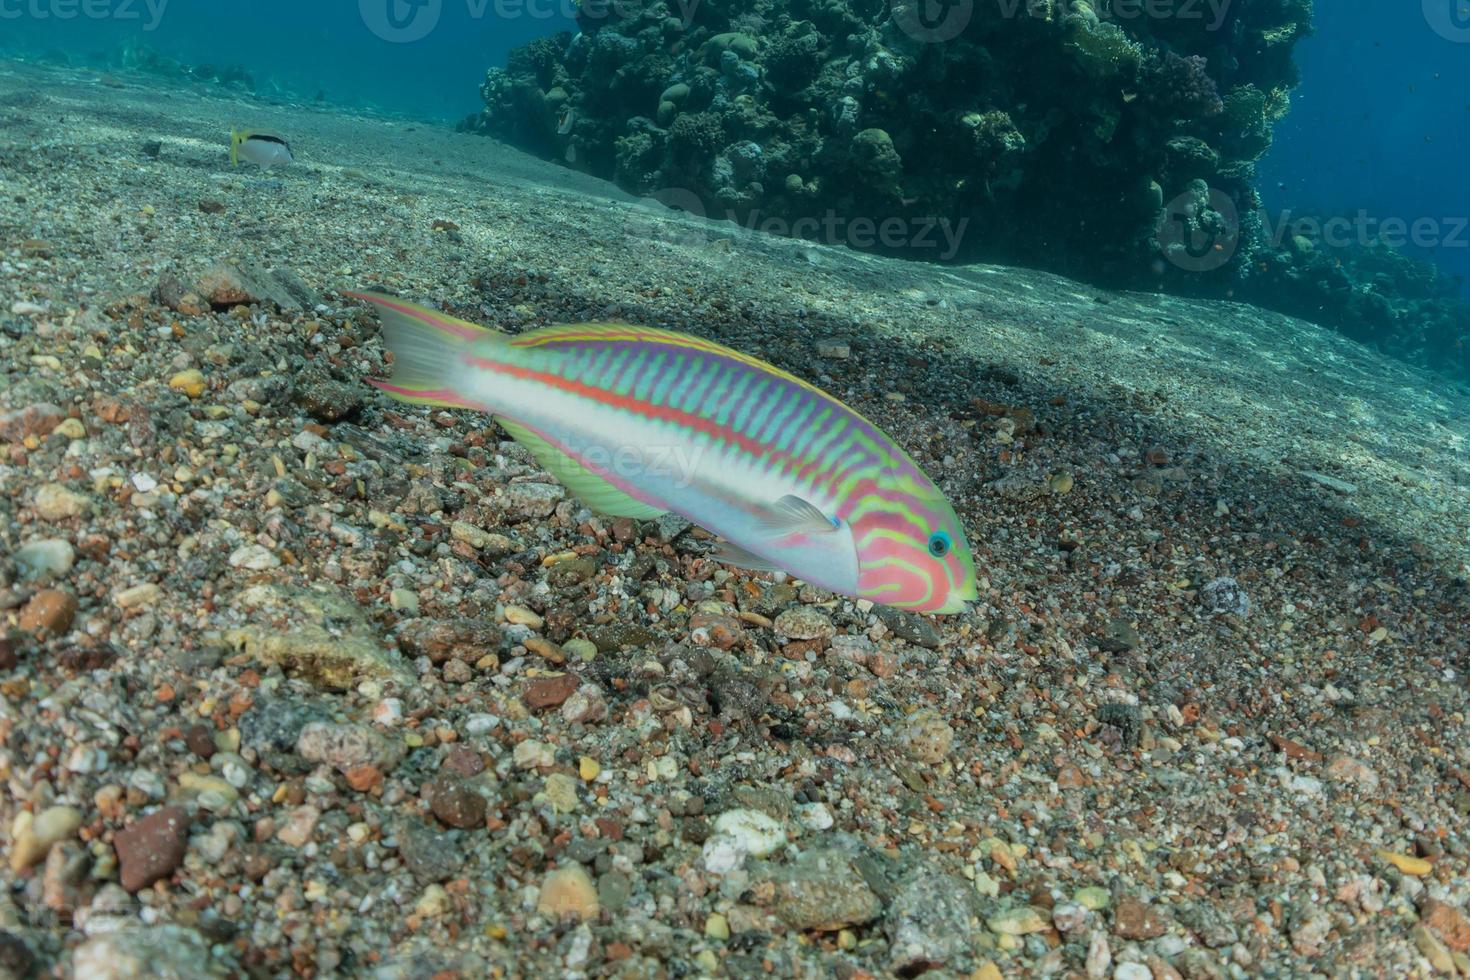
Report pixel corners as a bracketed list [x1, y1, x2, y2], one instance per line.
[230, 127, 243, 167]
[350, 291, 499, 410]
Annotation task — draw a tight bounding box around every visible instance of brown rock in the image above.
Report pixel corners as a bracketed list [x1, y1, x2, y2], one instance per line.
[344, 764, 383, 793]
[114, 806, 190, 892]
[0, 403, 64, 442]
[524, 673, 579, 711]
[690, 612, 744, 650]
[1268, 734, 1323, 762]
[19, 590, 77, 636]
[428, 775, 487, 829]
[441, 745, 486, 778]
[397, 618, 501, 664]
[1114, 895, 1168, 940]
[184, 724, 216, 759]
[1423, 899, 1470, 952]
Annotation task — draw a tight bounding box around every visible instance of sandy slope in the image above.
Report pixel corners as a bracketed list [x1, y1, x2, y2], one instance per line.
[1, 59, 1468, 979]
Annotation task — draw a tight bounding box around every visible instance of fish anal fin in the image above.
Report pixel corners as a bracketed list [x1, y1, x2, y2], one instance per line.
[495, 416, 667, 520]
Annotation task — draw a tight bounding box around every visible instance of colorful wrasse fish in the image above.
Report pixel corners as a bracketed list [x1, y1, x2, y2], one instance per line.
[355, 292, 979, 614]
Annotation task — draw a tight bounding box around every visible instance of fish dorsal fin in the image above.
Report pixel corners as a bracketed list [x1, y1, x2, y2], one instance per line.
[495, 416, 668, 520]
[711, 540, 783, 573]
[756, 494, 839, 536]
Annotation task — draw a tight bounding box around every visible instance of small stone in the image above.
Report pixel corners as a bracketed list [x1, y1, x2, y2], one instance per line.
[184, 725, 216, 759]
[416, 883, 452, 918]
[560, 684, 609, 724]
[9, 805, 83, 871]
[296, 721, 404, 775]
[19, 589, 77, 636]
[524, 673, 579, 710]
[702, 809, 785, 872]
[1096, 618, 1141, 652]
[1413, 925, 1456, 975]
[72, 925, 225, 979]
[13, 538, 75, 581]
[579, 756, 602, 781]
[428, 775, 487, 829]
[1113, 895, 1168, 940]
[773, 606, 835, 641]
[1198, 576, 1250, 616]
[1422, 899, 1470, 952]
[389, 588, 419, 614]
[1085, 930, 1111, 978]
[1113, 964, 1152, 980]
[898, 709, 954, 764]
[1324, 754, 1380, 792]
[32, 483, 91, 520]
[168, 369, 207, 399]
[114, 583, 163, 611]
[764, 848, 882, 931]
[537, 865, 599, 921]
[276, 805, 321, 847]
[228, 544, 281, 570]
[1049, 472, 1075, 494]
[540, 772, 579, 813]
[0, 402, 64, 441]
[113, 806, 190, 892]
[705, 913, 731, 940]
[513, 740, 556, 770]
[987, 906, 1049, 935]
[53, 417, 86, 439]
[504, 604, 544, 629]
[886, 872, 975, 973]
[563, 637, 598, 662]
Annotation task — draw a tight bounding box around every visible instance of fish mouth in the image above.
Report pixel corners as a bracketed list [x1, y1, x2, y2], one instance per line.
[932, 595, 973, 615]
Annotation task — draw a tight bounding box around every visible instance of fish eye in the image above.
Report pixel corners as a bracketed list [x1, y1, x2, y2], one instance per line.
[927, 530, 952, 558]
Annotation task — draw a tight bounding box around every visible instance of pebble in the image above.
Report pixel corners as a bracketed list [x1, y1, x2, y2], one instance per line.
[1421, 899, 1470, 952]
[1113, 895, 1168, 939]
[988, 906, 1050, 935]
[228, 544, 281, 570]
[168, 369, 207, 399]
[19, 589, 77, 635]
[1113, 963, 1152, 980]
[296, 722, 403, 774]
[886, 872, 974, 973]
[524, 673, 579, 710]
[1086, 931, 1112, 978]
[537, 865, 600, 921]
[32, 483, 91, 520]
[389, 588, 419, 614]
[702, 809, 786, 872]
[898, 710, 954, 764]
[114, 583, 162, 611]
[428, 775, 487, 829]
[13, 538, 76, 581]
[113, 806, 189, 892]
[773, 606, 836, 640]
[10, 805, 83, 871]
[72, 925, 225, 979]
[504, 604, 544, 629]
[416, 883, 452, 918]
[0, 402, 64, 441]
[276, 805, 321, 847]
[513, 740, 556, 770]
[764, 848, 882, 931]
[1199, 575, 1251, 616]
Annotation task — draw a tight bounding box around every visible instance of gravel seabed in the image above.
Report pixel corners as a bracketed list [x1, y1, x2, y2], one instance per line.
[1, 60, 1469, 979]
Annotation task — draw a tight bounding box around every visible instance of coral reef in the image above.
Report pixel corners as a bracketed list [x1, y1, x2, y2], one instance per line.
[466, 0, 1312, 285]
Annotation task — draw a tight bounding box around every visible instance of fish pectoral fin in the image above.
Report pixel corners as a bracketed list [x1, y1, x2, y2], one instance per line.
[755, 494, 839, 536]
[710, 540, 784, 573]
[494, 416, 669, 520]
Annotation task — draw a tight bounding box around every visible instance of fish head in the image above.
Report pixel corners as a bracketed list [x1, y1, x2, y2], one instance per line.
[848, 472, 978, 615]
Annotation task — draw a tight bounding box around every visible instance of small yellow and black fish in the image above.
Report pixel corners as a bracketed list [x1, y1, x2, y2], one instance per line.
[230, 128, 293, 168]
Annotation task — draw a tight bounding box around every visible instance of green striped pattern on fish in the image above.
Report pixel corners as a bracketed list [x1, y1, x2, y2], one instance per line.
[357, 292, 979, 614]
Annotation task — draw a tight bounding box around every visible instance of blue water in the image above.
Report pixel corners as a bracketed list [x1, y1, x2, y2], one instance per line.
[1260, 2, 1470, 295]
[0, 0, 571, 118]
[1, 2, 1465, 301]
